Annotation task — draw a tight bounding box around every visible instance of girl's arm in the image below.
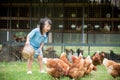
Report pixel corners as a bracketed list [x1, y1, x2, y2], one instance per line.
[25, 28, 36, 45]
[25, 35, 30, 45]
[39, 43, 44, 50]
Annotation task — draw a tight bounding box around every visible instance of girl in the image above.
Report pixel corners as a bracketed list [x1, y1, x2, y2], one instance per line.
[25, 17, 52, 74]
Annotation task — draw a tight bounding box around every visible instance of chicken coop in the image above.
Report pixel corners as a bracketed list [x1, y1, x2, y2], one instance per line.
[0, 0, 120, 61]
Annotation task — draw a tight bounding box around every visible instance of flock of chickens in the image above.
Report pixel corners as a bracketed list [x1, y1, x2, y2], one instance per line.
[45, 52, 97, 79]
[21, 45, 120, 79]
[43, 48, 120, 79]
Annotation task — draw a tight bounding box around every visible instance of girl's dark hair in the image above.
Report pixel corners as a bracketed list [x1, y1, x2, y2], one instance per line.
[39, 17, 52, 36]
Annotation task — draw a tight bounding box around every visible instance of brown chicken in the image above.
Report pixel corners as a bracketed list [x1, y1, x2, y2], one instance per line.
[13, 34, 26, 42]
[46, 58, 70, 78]
[84, 56, 97, 75]
[99, 52, 105, 62]
[68, 55, 85, 79]
[46, 58, 64, 78]
[43, 46, 58, 58]
[60, 52, 72, 67]
[103, 58, 120, 78]
[43, 46, 54, 54]
[92, 51, 102, 66]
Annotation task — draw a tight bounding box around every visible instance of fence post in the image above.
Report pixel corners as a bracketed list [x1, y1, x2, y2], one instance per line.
[88, 45, 90, 55]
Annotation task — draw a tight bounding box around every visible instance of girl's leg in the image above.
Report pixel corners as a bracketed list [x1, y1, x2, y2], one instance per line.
[37, 55, 44, 72]
[27, 56, 33, 73]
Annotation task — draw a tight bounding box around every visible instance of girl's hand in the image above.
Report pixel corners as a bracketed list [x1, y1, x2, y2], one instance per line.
[25, 35, 30, 45]
[37, 49, 42, 54]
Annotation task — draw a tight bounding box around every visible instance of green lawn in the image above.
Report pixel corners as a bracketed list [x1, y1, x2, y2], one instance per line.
[0, 61, 120, 80]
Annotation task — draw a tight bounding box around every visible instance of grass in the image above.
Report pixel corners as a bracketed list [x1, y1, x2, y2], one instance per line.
[0, 61, 52, 80]
[0, 61, 120, 80]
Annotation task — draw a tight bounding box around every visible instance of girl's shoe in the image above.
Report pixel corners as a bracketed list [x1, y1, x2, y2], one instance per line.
[27, 71, 32, 74]
[40, 70, 46, 73]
